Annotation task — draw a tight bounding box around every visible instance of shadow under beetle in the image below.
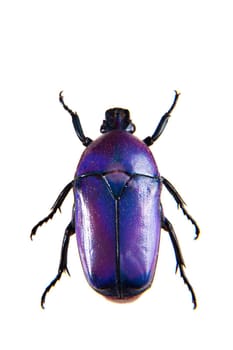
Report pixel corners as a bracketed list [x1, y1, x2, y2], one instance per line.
[31, 91, 200, 309]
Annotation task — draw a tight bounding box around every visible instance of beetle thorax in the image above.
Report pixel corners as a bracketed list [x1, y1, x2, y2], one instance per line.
[100, 108, 136, 133]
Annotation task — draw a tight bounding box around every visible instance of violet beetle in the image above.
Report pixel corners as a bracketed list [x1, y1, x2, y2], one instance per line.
[31, 91, 200, 308]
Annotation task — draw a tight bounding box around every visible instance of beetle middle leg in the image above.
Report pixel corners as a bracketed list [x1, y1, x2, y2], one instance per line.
[30, 180, 74, 239]
[161, 215, 197, 309]
[162, 176, 200, 239]
[41, 219, 75, 308]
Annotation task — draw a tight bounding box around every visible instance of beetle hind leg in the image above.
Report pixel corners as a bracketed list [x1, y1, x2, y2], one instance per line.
[162, 215, 197, 309]
[41, 220, 75, 308]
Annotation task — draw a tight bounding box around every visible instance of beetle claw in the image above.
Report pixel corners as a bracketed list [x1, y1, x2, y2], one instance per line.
[65, 267, 71, 276]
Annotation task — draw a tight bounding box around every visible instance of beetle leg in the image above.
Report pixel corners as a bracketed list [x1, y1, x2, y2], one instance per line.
[161, 176, 200, 239]
[161, 215, 197, 309]
[143, 91, 180, 146]
[59, 91, 92, 146]
[41, 220, 75, 308]
[30, 181, 74, 239]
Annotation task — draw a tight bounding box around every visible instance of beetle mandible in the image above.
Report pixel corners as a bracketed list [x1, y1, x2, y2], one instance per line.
[31, 91, 200, 308]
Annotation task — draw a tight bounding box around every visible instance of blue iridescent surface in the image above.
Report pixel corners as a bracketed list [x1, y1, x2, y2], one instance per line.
[74, 130, 161, 298]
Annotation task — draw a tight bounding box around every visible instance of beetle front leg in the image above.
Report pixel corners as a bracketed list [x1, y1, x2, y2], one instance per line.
[143, 91, 180, 146]
[30, 180, 74, 239]
[161, 176, 200, 239]
[162, 215, 197, 309]
[41, 219, 75, 308]
[59, 92, 92, 146]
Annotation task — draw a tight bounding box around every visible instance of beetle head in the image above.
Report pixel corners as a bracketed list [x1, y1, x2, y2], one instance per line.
[100, 108, 136, 133]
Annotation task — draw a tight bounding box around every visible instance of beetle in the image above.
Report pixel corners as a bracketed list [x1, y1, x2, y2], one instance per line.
[31, 91, 200, 308]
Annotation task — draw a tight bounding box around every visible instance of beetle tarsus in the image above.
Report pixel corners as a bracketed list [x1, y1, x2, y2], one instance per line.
[167, 90, 180, 114]
[31, 210, 57, 240]
[41, 272, 63, 308]
[162, 216, 197, 309]
[30, 181, 73, 239]
[143, 91, 180, 146]
[41, 220, 75, 308]
[162, 177, 200, 239]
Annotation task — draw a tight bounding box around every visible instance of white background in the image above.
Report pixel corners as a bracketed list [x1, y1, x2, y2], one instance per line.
[1, 1, 232, 349]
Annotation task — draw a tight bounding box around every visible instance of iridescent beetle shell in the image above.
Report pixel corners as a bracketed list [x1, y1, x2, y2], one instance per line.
[74, 129, 161, 298]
